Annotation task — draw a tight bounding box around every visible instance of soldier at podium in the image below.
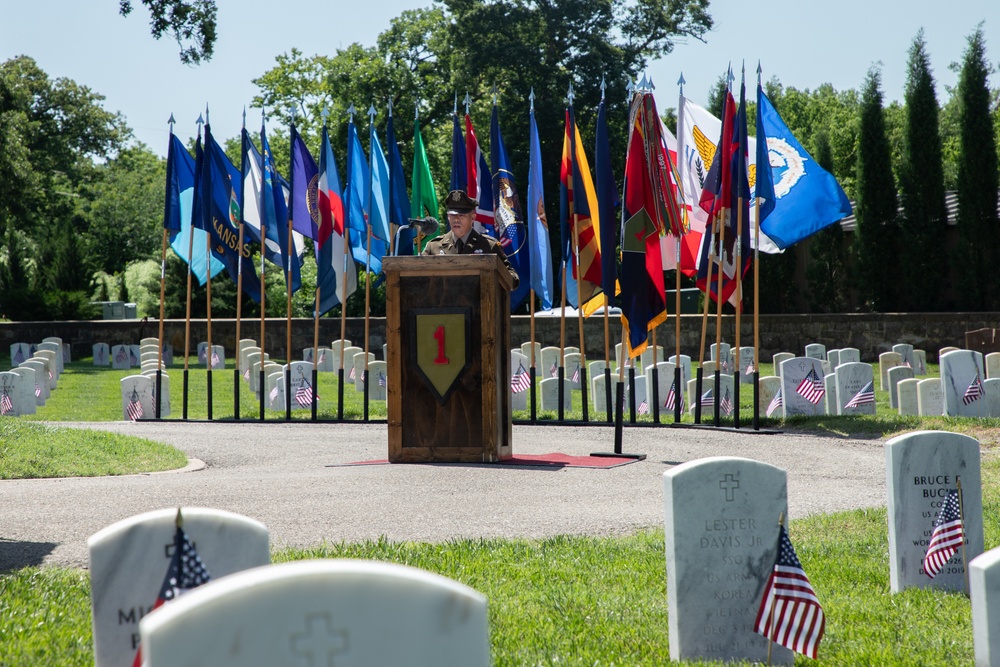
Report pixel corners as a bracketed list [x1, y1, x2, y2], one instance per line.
[422, 189, 519, 288]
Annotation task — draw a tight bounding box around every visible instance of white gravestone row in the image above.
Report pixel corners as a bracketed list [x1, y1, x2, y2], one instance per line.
[663, 457, 791, 664]
[88, 508, 270, 667]
[885, 430, 983, 593]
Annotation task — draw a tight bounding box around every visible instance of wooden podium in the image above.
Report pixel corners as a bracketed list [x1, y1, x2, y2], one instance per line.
[384, 255, 513, 463]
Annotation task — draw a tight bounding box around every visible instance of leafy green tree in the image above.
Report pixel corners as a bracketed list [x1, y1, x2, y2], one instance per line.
[806, 131, 850, 312]
[954, 24, 999, 310]
[119, 0, 217, 65]
[854, 66, 899, 311]
[898, 29, 948, 312]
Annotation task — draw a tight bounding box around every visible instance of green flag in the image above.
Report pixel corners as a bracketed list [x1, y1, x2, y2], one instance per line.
[411, 118, 438, 247]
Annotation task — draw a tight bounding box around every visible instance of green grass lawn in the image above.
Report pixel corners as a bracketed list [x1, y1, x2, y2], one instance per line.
[2, 353, 999, 664]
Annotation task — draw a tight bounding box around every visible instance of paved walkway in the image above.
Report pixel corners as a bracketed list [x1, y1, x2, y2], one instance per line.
[0, 421, 887, 571]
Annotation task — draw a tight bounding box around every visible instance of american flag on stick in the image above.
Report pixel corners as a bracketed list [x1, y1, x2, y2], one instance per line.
[349, 366, 356, 381]
[243, 367, 250, 381]
[378, 372, 387, 388]
[720, 388, 733, 416]
[664, 379, 684, 412]
[115, 346, 128, 365]
[1, 390, 13, 416]
[511, 363, 531, 394]
[295, 383, 315, 408]
[126, 396, 144, 421]
[12, 345, 25, 365]
[844, 381, 875, 409]
[754, 524, 826, 659]
[269, 385, 279, 403]
[571, 366, 581, 383]
[35, 383, 42, 398]
[796, 368, 825, 405]
[766, 389, 783, 417]
[963, 374, 984, 405]
[550, 362, 558, 379]
[637, 400, 649, 415]
[210, 350, 221, 368]
[699, 387, 714, 407]
[923, 488, 964, 578]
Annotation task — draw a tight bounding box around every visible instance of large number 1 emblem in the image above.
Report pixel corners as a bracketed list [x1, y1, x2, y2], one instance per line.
[410, 307, 472, 403]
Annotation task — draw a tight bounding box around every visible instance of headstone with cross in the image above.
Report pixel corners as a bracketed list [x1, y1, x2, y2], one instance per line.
[137, 560, 491, 667]
[662, 457, 791, 664]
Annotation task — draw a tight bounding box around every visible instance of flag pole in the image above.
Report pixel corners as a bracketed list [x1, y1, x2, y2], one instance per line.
[695, 225, 713, 425]
[528, 89, 539, 422]
[285, 106, 296, 422]
[600, 79, 612, 424]
[183, 114, 203, 421]
[733, 66, 748, 430]
[675, 75, 687, 425]
[234, 107, 247, 422]
[363, 103, 378, 423]
[204, 107, 214, 422]
[559, 256, 567, 422]
[258, 109, 268, 422]
[314, 106, 334, 422]
[339, 104, 357, 421]
[957, 476, 969, 594]
[156, 113, 175, 421]
[753, 63, 763, 430]
[387, 98, 396, 257]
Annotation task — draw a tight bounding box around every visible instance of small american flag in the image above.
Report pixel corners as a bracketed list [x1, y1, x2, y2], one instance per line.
[35, 383, 42, 398]
[720, 388, 733, 416]
[571, 366, 581, 383]
[963, 374, 984, 405]
[269, 385, 279, 403]
[766, 389, 783, 417]
[746, 362, 755, 375]
[12, 345, 25, 365]
[126, 397, 144, 421]
[754, 525, 826, 659]
[844, 381, 875, 409]
[210, 350, 221, 368]
[1, 390, 13, 415]
[130, 349, 139, 366]
[664, 380, 684, 412]
[511, 363, 531, 394]
[198, 347, 207, 363]
[115, 346, 128, 365]
[923, 488, 964, 578]
[378, 372, 387, 388]
[550, 362, 558, 379]
[637, 400, 649, 415]
[721, 357, 730, 373]
[319, 351, 327, 364]
[97, 346, 106, 364]
[699, 387, 714, 407]
[243, 367, 250, 381]
[349, 366, 356, 381]
[903, 360, 912, 368]
[295, 383, 314, 408]
[796, 368, 825, 405]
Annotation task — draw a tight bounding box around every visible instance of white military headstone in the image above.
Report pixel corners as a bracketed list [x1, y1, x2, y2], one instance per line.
[93, 342, 111, 366]
[139, 560, 490, 667]
[887, 365, 915, 409]
[539, 377, 571, 412]
[913, 349, 928, 376]
[645, 362, 675, 417]
[564, 346, 580, 357]
[120, 375, 155, 421]
[737, 346, 756, 382]
[779, 357, 827, 417]
[885, 430, 983, 593]
[564, 352, 583, 390]
[204, 345, 225, 370]
[329, 339, 352, 367]
[834, 362, 875, 416]
[893, 343, 915, 370]
[897, 378, 919, 416]
[38, 340, 64, 373]
[539, 346, 562, 380]
[111, 345, 132, 370]
[7, 368, 36, 415]
[771, 352, 794, 378]
[618, 375, 649, 418]
[34, 349, 59, 389]
[351, 352, 375, 392]
[663, 457, 791, 664]
[266, 373, 284, 410]
[88, 508, 270, 667]
[240, 346, 261, 375]
[640, 344, 664, 369]
[759, 376, 782, 418]
[286, 362, 316, 411]
[368, 361, 388, 401]
[668, 355, 692, 386]
[970, 547, 1000, 667]
[339, 346, 362, 377]
[710, 342, 732, 374]
[939, 346, 961, 357]
[839, 347, 861, 364]
[9, 342, 32, 367]
[18, 362, 46, 406]
[591, 373, 611, 417]
[940, 349, 987, 417]
[313, 347, 334, 372]
[588, 359, 608, 382]
[129, 345, 141, 367]
[879, 351, 902, 392]
[804, 343, 826, 360]
[520, 341, 541, 366]
[984, 378, 1000, 418]
[826, 348, 841, 370]
[824, 373, 837, 415]
[197, 341, 209, 364]
[917, 378, 943, 417]
[0, 371, 24, 416]
[139, 337, 158, 348]
[25, 358, 53, 398]
[246, 352, 263, 392]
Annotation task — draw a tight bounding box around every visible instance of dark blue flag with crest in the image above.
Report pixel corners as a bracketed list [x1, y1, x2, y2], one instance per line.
[490, 104, 530, 311]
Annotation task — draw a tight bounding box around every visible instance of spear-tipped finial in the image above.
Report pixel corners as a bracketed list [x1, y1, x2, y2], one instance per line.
[367, 103, 376, 122]
[388, 97, 393, 118]
[626, 78, 634, 102]
[321, 106, 329, 126]
[204, 104, 210, 126]
[677, 72, 686, 96]
[453, 92, 458, 115]
[242, 106, 246, 129]
[600, 75, 606, 101]
[347, 103, 356, 121]
[567, 82, 575, 106]
[414, 98, 419, 120]
[492, 83, 498, 106]
[196, 113, 204, 127]
[167, 113, 176, 130]
[648, 76, 656, 90]
[726, 63, 734, 87]
[529, 87, 535, 113]
[463, 92, 471, 115]
[288, 103, 296, 125]
[757, 61, 763, 84]
[638, 73, 650, 91]
[175, 506, 184, 529]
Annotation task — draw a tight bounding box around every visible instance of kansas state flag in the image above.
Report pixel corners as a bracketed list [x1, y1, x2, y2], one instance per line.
[756, 92, 852, 249]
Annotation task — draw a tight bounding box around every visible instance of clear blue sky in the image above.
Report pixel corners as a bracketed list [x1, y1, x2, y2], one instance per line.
[2, 0, 997, 157]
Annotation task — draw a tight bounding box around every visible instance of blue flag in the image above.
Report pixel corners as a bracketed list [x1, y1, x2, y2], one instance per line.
[386, 114, 413, 255]
[289, 125, 320, 243]
[345, 119, 387, 275]
[164, 132, 224, 285]
[316, 124, 357, 316]
[754, 83, 776, 224]
[594, 100, 619, 307]
[490, 104, 530, 311]
[756, 90, 852, 248]
[197, 125, 262, 302]
[527, 108, 554, 310]
[367, 128, 392, 245]
[268, 126, 304, 293]
[451, 111, 467, 192]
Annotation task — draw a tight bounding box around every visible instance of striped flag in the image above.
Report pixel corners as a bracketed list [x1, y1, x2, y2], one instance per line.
[754, 525, 826, 659]
[637, 400, 649, 415]
[35, 383, 42, 398]
[12, 345, 25, 365]
[766, 389, 783, 417]
[720, 388, 733, 416]
[210, 350, 221, 368]
[378, 372, 387, 388]
[700, 387, 714, 407]
[269, 385, 279, 403]
[1, 390, 13, 416]
[571, 366, 581, 383]
[243, 367, 250, 381]
[923, 488, 964, 578]
[664, 379, 684, 412]
[796, 368, 825, 405]
[349, 366, 356, 381]
[126, 397, 144, 421]
[550, 362, 558, 379]
[295, 383, 314, 408]
[844, 381, 875, 409]
[130, 348, 139, 366]
[746, 362, 755, 375]
[511, 363, 531, 394]
[115, 346, 128, 365]
[963, 374, 984, 405]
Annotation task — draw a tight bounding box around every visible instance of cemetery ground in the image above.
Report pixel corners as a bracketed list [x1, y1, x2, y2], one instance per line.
[1, 354, 999, 664]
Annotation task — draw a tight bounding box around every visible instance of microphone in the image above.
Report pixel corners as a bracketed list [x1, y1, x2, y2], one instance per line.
[408, 216, 439, 236]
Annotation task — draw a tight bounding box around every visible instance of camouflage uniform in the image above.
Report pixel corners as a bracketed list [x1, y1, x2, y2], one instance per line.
[421, 228, 520, 289]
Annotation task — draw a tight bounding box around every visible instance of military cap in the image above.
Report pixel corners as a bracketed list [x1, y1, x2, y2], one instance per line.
[445, 189, 478, 214]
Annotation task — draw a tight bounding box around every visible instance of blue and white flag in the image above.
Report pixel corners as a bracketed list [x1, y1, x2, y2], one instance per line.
[164, 132, 224, 285]
[756, 91, 852, 249]
[527, 107, 553, 310]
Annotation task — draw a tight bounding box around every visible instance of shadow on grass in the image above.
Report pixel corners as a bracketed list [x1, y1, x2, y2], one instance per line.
[0, 538, 57, 573]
